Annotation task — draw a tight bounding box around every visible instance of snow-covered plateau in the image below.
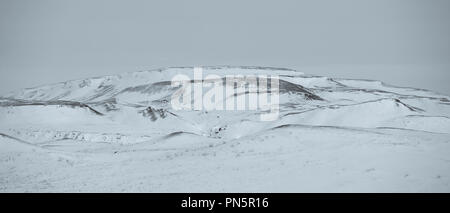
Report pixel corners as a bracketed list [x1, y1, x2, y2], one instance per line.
[1, 66, 449, 192]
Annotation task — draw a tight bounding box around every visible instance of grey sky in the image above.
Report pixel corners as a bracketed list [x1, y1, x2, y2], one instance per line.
[1, 0, 449, 95]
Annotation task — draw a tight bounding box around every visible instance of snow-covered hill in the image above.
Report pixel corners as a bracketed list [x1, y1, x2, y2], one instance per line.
[1, 66, 449, 192]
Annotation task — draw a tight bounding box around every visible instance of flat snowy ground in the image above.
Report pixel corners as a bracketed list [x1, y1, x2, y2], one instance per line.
[1, 126, 449, 192]
[1, 67, 449, 192]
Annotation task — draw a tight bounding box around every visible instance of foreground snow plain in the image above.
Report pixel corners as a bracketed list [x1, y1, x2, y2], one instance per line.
[1, 66, 449, 192]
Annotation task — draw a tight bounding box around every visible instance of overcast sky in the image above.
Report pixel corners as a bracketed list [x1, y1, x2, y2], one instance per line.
[1, 0, 449, 94]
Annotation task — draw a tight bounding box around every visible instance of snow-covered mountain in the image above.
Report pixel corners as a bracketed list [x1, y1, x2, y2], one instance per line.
[1, 66, 450, 192]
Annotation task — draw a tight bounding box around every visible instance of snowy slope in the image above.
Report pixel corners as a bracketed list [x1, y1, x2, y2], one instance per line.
[1, 66, 449, 192]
